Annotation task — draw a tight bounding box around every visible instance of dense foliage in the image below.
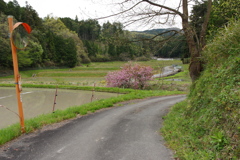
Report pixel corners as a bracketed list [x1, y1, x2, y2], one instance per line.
[162, 19, 240, 159]
[0, 0, 86, 68]
[190, 0, 240, 40]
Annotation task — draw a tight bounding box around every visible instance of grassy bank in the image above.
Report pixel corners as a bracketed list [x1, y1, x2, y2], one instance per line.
[161, 20, 240, 159]
[0, 84, 185, 146]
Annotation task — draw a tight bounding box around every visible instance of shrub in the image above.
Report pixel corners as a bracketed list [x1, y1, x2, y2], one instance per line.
[105, 62, 153, 89]
[119, 52, 132, 61]
[90, 54, 111, 62]
[80, 54, 91, 64]
[135, 56, 151, 61]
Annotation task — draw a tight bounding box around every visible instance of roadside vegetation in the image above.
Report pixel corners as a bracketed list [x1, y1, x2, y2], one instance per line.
[161, 20, 240, 159]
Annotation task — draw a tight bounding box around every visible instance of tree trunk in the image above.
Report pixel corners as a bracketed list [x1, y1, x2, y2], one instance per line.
[183, 25, 203, 82]
[182, 0, 211, 82]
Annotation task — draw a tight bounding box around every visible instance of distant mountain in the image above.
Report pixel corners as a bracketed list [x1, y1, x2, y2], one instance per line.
[132, 28, 181, 37]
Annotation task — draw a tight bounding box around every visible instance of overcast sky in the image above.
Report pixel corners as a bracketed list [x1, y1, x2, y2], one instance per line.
[4, 0, 186, 31]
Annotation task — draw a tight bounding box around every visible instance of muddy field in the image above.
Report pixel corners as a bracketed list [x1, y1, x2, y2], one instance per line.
[0, 87, 119, 129]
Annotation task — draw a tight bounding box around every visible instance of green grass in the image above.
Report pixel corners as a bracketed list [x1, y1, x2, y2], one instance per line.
[37, 72, 107, 77]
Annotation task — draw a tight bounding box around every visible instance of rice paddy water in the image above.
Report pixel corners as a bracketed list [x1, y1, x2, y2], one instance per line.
[0, 87, 119, 129]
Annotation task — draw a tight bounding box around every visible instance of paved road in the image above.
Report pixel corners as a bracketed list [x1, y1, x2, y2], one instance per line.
[153, 66, 180, 78]
[0, 95, 185, 160]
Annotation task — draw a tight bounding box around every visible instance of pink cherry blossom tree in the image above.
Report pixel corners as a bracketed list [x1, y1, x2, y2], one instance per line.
[106, 62, 153, 89]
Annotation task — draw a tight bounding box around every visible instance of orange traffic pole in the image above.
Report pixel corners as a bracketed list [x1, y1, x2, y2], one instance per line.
[8, 15, 25, 133]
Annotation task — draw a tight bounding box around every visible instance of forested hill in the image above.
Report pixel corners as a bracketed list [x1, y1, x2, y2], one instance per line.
[134, 28, 181, 35]
[130, 28, 188, 59]
[0, 0, 188, 70]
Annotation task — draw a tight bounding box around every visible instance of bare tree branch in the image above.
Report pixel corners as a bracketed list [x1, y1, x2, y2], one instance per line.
[172, 0, 183, 21]
[142, 0, 184, 18]
[95, 1, 144, 20]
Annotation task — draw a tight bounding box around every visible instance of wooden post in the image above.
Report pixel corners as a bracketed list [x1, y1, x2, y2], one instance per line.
[91, 83, 96, 102]
[52, 85, 58, 113]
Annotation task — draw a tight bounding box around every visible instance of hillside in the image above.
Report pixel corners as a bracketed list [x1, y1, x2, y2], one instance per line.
[130, 28, 188, 58]
[131, 28, 182, 39]
[161, 20, 240, 159]
[134, 28, 181, 35]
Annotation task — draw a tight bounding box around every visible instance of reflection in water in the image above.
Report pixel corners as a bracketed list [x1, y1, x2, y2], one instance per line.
[0, 87, 119, 129]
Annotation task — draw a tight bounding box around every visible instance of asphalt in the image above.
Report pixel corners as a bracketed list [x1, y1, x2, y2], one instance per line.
[0, 95, 186, 160]
[153, 66, 180, 78]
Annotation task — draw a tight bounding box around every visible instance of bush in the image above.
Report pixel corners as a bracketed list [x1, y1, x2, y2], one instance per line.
[90, 54, 111, 62]
[119, 52, 132, 61]
[80, 55, 91, 64]
[135, 56, 151, 61]
[105, 62, 153, 89]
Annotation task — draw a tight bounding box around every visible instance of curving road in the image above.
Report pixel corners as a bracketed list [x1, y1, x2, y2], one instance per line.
[0, 95, 185, 160]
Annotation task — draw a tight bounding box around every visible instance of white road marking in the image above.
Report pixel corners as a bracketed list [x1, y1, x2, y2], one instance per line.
[57, 146, 66, 153]
[0, 95, 13, 100]
[21, 92, 33, 95]
[0, 91, 33, 100]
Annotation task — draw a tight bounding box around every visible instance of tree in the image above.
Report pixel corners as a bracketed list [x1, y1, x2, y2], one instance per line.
[17, 50, 33, 68]
[101, 0, 213, 82]
[78, 19, 101, 41]
[190, 1, 208, 40]
[106, 62, 153, 89]
[208, 0, 240, 36]
[0, 0, 7, 14]
[5, 0, 21, 20]
[0, 13, 12, 68]
[27, 39, 43, 66]
[53, 35, 77, 67]
[43, 17, 88, 66]
[190, 0, 240, 41]
[21, 2, 43, 30]
[155, 35, 188, 58]
[0, 36, 11, 68]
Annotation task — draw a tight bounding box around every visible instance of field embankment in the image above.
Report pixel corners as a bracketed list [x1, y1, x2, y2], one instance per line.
[162, 20, 240, 159]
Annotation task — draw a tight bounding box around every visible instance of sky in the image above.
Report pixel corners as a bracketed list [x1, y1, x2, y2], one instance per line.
[4, 0, 185, 31]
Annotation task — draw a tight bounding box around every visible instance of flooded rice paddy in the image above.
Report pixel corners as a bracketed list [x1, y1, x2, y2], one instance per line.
[0, 87, 119, 129]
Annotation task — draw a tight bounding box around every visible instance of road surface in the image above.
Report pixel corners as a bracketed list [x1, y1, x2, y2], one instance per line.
[153, 66, 180, 78]
[0, 95, 185, 160]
